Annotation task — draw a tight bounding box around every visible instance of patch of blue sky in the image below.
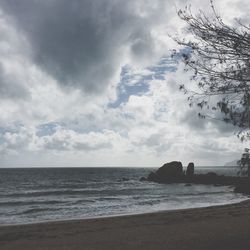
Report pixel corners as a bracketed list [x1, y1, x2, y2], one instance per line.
[0, 122, 24, 135]
[109, 54, 179, 108]
[109, 83, 150, 108]
[36, 119, 108, 136]
[0, 127, 8, 144]
[0, 127, 10, 134]
[36, 123, 60, 137]
[0, 123, 24, 144]
[0, 133, 4, 144]
[66, 123, 104, 134]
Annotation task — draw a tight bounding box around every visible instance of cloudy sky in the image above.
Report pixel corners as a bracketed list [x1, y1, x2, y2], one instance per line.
[0, 0, 249, 167]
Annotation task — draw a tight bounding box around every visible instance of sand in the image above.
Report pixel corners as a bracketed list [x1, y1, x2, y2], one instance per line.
[1, 200, 250, 250]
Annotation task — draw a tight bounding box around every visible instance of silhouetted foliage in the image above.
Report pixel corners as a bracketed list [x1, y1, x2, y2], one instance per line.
[173, 1, 250, 140]
[237, 148, 250, 177]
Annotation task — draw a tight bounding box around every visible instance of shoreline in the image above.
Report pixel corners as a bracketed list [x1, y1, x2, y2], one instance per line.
[1, 199, 250, 249]
[1, 196, 248, 227]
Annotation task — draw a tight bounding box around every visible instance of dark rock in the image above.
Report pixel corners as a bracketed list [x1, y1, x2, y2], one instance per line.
[205, 172, 218, 178]
[145, 161, 250, 195]
[140, 177, 147, 182]
[156, 161, 183, 178]
[147, 172, 158, 182]
[147, 161, 183, 182]
[185, 183, 192, 186]
[186, 162, 194, 176]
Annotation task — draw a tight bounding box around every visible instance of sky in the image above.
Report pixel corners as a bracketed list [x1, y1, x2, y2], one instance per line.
[0, 0, 249, 168]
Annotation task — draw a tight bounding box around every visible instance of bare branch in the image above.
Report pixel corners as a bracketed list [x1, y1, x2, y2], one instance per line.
[173, 1, 250, 138]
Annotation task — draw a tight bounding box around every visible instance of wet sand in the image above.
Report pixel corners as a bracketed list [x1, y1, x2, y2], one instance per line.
[1, 200, 250, 250]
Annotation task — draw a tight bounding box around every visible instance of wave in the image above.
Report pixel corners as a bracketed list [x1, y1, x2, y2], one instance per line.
[0, 200, 64, 207]
[1, 186, 154, 198]
[177, 191, 230, 197]
[135, 199, 164, 206]
[1, 188, 109, 198]
[96, 197, 122, 201]
[18, 207, 61, 215]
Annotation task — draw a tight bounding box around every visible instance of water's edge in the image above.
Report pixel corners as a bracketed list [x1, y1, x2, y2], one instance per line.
[1, 198, 249, 227]
[0, 167, 247, 225]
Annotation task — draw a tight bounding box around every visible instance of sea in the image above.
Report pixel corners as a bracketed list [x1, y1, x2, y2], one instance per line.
[0, 166, 248, 225]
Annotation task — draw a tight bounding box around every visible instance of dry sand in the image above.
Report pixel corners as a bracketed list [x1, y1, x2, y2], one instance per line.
[1, 200, 250, 250]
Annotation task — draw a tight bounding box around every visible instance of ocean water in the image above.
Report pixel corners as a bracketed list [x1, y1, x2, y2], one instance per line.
[0, 167, 248, 225]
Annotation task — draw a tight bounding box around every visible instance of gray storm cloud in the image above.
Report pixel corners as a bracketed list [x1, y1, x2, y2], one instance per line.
[0, 0, 171, 94]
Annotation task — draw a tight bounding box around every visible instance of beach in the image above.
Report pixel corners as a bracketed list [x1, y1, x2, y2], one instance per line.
[1, 200, 250, 250]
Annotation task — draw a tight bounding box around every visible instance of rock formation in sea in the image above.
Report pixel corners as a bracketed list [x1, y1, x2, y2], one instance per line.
[186, 162, 194, 176]
[147, 161, 183, 182]
[145, 161, 250, 194]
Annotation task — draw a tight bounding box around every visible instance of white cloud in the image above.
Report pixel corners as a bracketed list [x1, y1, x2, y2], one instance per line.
[40, 128, 116, 152]
[0, 0, 249, 167]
